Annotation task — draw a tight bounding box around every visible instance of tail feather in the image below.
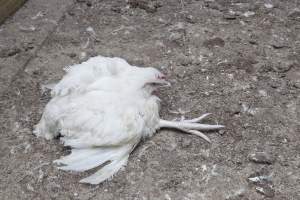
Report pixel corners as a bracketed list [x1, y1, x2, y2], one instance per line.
[79, 155, 129, 184]
[54, 149, 112, 172]
[54, 145, 131, 184]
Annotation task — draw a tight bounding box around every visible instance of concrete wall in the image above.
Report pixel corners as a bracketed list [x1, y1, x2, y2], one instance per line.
[0, 0, 26, 24]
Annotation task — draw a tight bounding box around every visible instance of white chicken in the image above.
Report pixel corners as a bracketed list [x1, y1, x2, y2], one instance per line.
[34, 56, 224, 184]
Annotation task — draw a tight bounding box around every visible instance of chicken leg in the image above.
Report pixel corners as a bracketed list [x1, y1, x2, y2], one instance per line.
[159, 113, 224, 143]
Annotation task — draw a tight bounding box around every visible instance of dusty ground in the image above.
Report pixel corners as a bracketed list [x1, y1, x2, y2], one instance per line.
[1, 0, 300, 199]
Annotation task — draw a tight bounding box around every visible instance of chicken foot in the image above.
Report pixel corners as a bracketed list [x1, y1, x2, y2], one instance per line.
[159, 113, 224, 143]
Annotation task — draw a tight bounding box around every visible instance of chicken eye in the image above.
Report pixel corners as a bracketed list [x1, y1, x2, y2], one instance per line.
[156, 74, 166, 80]
[150, 82, 160, 86]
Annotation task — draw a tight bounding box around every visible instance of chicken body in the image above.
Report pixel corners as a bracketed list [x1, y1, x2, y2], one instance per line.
[34, 56, 224, 184]
[35, 56, 162, 184]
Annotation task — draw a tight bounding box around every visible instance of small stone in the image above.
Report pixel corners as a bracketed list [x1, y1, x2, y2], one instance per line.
[86, 26, 96, 36]
[219, 130, 226, 136]
[256, 185, 275, 198]
[249, 152, 275, 165]
[128, 57, 145, 66]
[258, 90, 267, 97]
[111, 6, 121, 13]
[234, 57, 257, 73]
[264, 3, 274, 9]
[288, 9, 300, 20]
[31, 11, 44, 20]
[249, 40, 257, 45]
[165, 194, 171, 200]
[293, 81, 300, 88]
[86, 1, 92, 7]
[271, 43, 286, 49]
[26, 184, 35, 192]
[248, 170, 274, 197]
[128, 0, 161, 13]
[269, 80, 281, 88]
[248, 172, 272, 184]
[270, 37, 287, 49]
[169, 32, 182, 43]
[181, 137, 192, 148]
[227, 104, 241, 116]
[223, 14, 237, 20]
[66, 52, 77, 58]
[173, 66, 186, 78]
[176, 54, 192, 66]
[225, 188, 245, 200]
[273, 61, 295, 73]
[22, 42, 35, 51]
[203, 37, 225, 48]
[186, 15, 196, 24]
[257, 63, 273, 73]
[279, 158, 289, 166]
[79, 52, 87, 60]
[67, 10, 75, 16]
[0, 47, 21, 58]
[287, 66, 300, 85]
[243, 11, 255, 17]
[171, 22, 185, 32]
[19, 25, 36, 32]
[204, 1, 222, 11]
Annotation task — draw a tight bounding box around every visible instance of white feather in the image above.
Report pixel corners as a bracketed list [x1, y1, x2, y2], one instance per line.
[34, 56, 162, 184]
[79, 154, 129, 184]
[54, 145, 131, 172]
[35, 56, 224, 184]
[51, 56, 133, 96]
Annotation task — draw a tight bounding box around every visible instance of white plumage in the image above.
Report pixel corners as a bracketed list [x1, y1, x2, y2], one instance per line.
[34, 56, 224, 184]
